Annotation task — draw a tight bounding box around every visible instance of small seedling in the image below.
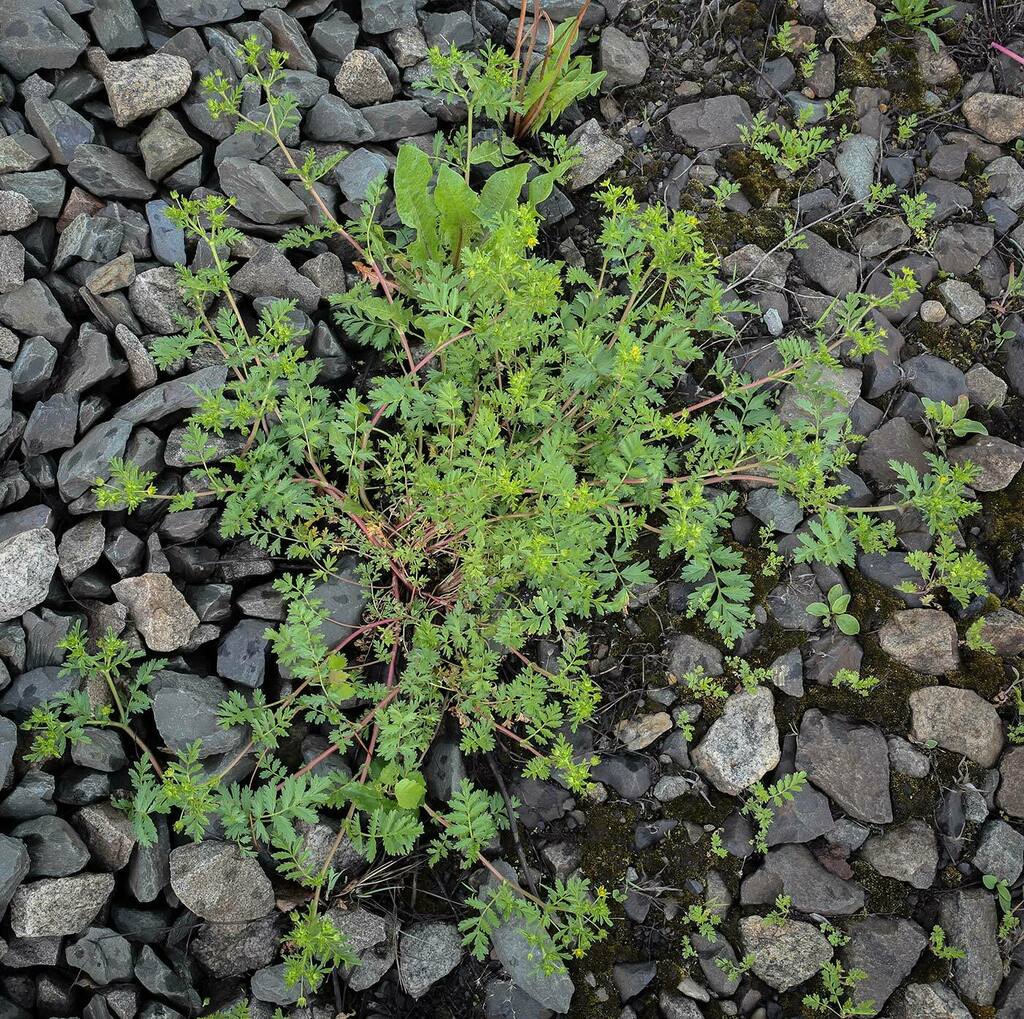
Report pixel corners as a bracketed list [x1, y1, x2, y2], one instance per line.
[807, 584, 860, 635]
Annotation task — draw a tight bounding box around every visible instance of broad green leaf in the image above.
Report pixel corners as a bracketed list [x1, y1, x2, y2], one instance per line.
[434, 164, 479, 258]
[478, 164, 529, 224]
[394, 144, 439, 260]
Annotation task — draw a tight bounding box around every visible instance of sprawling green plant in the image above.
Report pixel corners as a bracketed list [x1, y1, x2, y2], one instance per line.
[881, 0, 953, 52]
[25, 35, 995, 1004]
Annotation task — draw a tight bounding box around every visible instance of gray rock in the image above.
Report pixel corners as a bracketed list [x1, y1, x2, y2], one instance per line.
[937, 889, 1002, 1005]
[896, 983, 971, 1019]
[0, 528, 57, 622]
[855, 215, 910, 257]
[311, 10, 361, 61]
[692, 688, 779, 795]
[135, 944, 201, 1011]
[835, 133, 879, 200]
[24, 97, 93, 165]
[858, 417, 930, 491]
[102, 54, 192, 127]
[966, 364, 1008, 409]
[973, 819, 1024, 884]
[217, 618, 268, 687]
[0, 666, 73, 722]
[797, 231, 859, 296]
[963, 91, 1024, 144]
[68, 145, 155, 200]
[767, 565, 822, 631]
[0, 0, 89, 80]
[840, 917, 926, 1013]
[948, 435, 1024, 491]
[824, 0, 876, 40]
[310, 558, 367, 648]
[769, 648, 804, 697]
[591, 756, 651, 799]
[998, 747, 1024, 817]
[0, 236, 24, 295]
[218, 157, 307, 224]
[192, 913, 286, 978]
[986, 155, 1024, 210]
[334, 50, 394, 106]
[795, 709, 892, 823]
[59, 516, 106, 583]
[0, 170, 66, 219]
[887, 735, 929, 778]
[139, 111, 203, 182]
[491, 915, 574, 1013]
[361, 0, 416, 32]
[741, 844, 865, 915]
[934, 224, 995, 275]
[0, 191, 37, 231]
[113, 574, 198, 652]
[667, 634, 723, 677]
[231, 246, 320, 313]
[668, 95, 752, 149]
[54, 213, 124, 271]
[975, 608, 1024, 656]
[0, 716, 16, 788]
[0, 833, 28, 921]
[22, 392, 78, 456]
[746, 488, 802, 533]
[740, 915, 832, 991]
[939, 280, 987, 324]
[909, 686, 1003, 766]
[398, 922, 462, 999]
[0, 279, 71, 345]
[251, 963, 300, 1006]
[485, 979, 553, 1019]
[8, 873, 115, 936]
[0, 133, 49, 174]
[599, 27, 649, 90]
[89, 0, 145, 51]
[861, 818, 937, 888]
[73, 803, 136, 872]
[169, 842, 273, 922]
[879, 608, 959, 674]
[117, 365, 227, 425]
[57, 418, 132, 501]
[335, 147, 390, 203]
[146, 200, 186, 266]
[903, 353, 968, 405]
[304, 94, 374, 143]
[151, 671, 242, 759]
[362, 100, 437, 141]
[155, 0, 243, 26]
[66, 927, 134, 985]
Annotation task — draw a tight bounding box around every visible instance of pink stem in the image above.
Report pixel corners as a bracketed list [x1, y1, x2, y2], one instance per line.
[992, 41, 1024, 67]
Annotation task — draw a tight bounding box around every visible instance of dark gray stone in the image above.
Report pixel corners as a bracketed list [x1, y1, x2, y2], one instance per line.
[0, 280, 71, 345]
[0, 833, 29, 921]
[66, 927, 134, 985]
[840, 917, 926, 1013]
[304, 95, 374, 143]
[68, 146, 155, 201]
[0, 0, 89, 80]
[795, 709, 892, 823]
[741, 844, 865, 915]
[217, 618, 269, 687]
[57, 418, 132, 501]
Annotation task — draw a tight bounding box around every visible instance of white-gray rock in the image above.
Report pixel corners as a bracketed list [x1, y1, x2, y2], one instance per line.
[692, 687, 779, 795]
[0, 528, 57, 622]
